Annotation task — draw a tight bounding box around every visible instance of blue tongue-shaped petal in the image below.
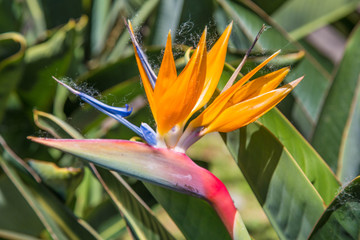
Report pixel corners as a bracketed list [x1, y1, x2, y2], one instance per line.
[53, 77, 144, 138]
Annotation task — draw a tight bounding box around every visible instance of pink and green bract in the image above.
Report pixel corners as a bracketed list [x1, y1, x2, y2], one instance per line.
[30, 20, 302, 239]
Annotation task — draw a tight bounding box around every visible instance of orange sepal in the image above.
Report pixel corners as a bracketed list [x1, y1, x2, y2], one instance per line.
[190, 50, 281, 128]
[156, 29, 208, 135]
[228, 67, 290, 105]
[154, 32, 177, 99]
[191, 22, 233, 114]
[202, 77, 303, 134]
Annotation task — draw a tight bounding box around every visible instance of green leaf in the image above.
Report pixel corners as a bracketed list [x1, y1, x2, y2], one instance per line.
[74, 167, 103, 218]
[176, 0, 217, 44]
[40, 0, 82, 29]
[338, 85, 360, 182]
[297, 39, 334, 73]
[0, 0, 23, 33]
[0, 32, 26, 122]
[90, 0, 116, 56]
[34, 110, 84, 139]
[106, 0, 160, 62]
[94, 167, 176, 240]
[149, 0, 184, 45]
[272, 0, 360, 40]
[85, 201, 129, 239]
[24, 0, 46, 42]
[18, 19, 82, 111]
[311, 24, 360, 172]
[0, 141, 101, 240]
[217, 0, 331, 139]
[0, 176, 44, 237]
[0, 156, 65, 239]
[224, 123, 326, 239]
[145, 183, 231, 240]
[0, 229, 42, 240]
[226, 50, 305, 71]
[309, 176, 360, 240]
[28, 160, 84, 201]
[78, 52, 155, 92]
[258, 108, 340, 205]
[249, 0, 287, 15]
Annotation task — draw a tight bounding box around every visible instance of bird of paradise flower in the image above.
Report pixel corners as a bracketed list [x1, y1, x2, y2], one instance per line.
[30, 20, 303, 239]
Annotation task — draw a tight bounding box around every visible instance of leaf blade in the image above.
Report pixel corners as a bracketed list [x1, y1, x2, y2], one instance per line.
[311, 23, 360, 172]
[258, 108, 340, 205]
[0, 32, 26, 122]
[225, 123, 326, 239]
[309, 176, 360, 239]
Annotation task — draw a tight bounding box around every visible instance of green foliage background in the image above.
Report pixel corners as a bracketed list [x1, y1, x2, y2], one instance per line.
[0, 0, 360, 239]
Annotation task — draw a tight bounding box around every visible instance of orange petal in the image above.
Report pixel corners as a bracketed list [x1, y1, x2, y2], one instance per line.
[190, 50, 281, 128]
[154, 32, 177, 99]
[202, 77, 303, 134]
[156, 29, 208, 134]
[191, 22, 233, 114]
[228, 67, 290, 105]
[127, 21, 157, 120]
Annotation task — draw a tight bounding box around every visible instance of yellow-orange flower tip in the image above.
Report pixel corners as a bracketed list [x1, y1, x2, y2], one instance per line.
[199, 76, 304, 135]
[288, 76, 303, 88]
[190, 22, 233, 115]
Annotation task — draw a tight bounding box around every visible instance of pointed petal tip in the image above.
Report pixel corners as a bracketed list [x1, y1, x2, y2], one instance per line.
[289, 76, 304, 88]
[166, 31, 172, 44]
[125, 20, 136, 40]
[52, 76, 64, 86]
[52, 77, 80, 95]
[226, 21, 233, 32]
[282, 66, 291, 74]
[126, 19, 132, 28]
[200, 27, 207, 41]
[196, 27, 207, 50]
[27, 136, 45, 143]
[28, 136, 53, 142]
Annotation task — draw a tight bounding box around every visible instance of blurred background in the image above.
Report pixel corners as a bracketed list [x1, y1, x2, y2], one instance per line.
[0, 0, 360, 239]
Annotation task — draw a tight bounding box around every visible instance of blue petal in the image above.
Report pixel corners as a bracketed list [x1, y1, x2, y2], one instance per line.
[104, 111, 144, 138]
[77, 92, 132, 117]
[126, 21, 157, 88]
[53, 77, 144, 138]
[140, 123, 157, 146]
[135, 45, 157, 88]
